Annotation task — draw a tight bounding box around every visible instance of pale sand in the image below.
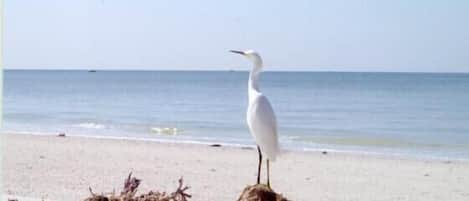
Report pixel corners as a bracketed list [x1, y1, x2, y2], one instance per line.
[3, 133, 469, 201]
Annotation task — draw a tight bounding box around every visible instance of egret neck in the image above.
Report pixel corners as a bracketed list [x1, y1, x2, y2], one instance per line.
[248, 57, 263, 103]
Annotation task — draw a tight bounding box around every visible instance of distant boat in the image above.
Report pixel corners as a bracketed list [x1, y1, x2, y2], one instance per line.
[88, 70, 97, 73]
[229, 69, 235, 72]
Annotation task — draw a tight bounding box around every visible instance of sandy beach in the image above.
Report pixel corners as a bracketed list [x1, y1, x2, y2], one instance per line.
[3, 133, 469, 201]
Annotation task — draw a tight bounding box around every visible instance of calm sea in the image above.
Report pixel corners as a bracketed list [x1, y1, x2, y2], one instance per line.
[3, 70, 469, 159]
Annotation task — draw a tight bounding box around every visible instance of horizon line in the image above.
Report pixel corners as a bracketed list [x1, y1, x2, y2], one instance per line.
[3, 68, 469, 74]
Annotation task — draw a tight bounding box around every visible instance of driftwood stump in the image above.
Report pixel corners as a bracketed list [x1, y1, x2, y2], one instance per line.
[237, 184, 289, 201]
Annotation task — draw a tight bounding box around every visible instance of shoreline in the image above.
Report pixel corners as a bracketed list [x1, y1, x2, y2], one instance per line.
[5, 131, 469, 163]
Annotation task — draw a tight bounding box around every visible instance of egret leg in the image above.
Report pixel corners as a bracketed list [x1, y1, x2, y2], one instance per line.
[257, 145, 262, 184]
[267, 159, 271, 188]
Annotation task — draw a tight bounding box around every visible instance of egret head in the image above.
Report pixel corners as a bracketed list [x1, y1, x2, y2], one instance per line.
[230, 49, 263, 71]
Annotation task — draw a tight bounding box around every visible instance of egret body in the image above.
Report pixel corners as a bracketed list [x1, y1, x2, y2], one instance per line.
[230, 50, 279, 188]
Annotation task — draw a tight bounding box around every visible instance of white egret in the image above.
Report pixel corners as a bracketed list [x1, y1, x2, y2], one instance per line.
[230, 49, 279, 188]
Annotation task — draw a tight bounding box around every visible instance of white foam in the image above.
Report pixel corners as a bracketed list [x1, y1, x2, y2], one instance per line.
[150, 127, 180, 135]
[74, 122, 106, 129]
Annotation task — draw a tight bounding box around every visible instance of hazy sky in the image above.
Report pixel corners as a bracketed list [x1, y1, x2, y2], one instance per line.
[5, 0, 469, 72]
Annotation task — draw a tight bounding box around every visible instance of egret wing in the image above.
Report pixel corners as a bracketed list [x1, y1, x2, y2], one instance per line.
[248, 95, 279, 161]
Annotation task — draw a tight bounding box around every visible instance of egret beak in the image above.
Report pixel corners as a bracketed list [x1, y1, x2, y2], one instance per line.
[230, 50, 245, 55]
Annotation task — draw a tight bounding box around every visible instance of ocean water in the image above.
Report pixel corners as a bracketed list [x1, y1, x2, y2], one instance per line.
[3, 70, 469, 160]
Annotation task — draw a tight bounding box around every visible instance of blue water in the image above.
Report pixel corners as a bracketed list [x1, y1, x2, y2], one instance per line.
[3, 70, 469, 159]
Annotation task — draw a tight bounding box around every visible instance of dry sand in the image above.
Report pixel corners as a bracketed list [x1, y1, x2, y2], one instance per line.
[3, 133, 469, 201]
